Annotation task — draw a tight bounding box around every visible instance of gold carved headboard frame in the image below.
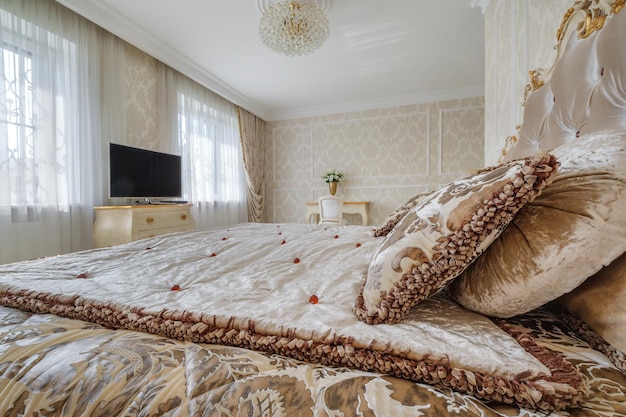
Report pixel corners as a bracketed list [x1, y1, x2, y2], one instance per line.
[500, 0, 625, 161]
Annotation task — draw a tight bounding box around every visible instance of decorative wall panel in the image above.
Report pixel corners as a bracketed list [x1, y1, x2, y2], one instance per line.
[312, 114, 430, 179]
[440, 106, 485, 174]
[266, 98, 485, 226]
[272, 126, 309, 183]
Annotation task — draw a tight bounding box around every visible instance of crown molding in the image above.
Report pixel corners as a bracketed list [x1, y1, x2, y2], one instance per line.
[55, 0, 270, 120]
[56, 0, 485, 123]
[267, 85, 485, 121]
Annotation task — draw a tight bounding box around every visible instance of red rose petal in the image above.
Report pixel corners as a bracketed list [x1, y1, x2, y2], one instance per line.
[145, 247, 152, 250]
[281, 240, 286, 244]
[210, 253, 217, 257]
[309, 294, 319, 304]
[171, 284, 180, 291]
[293, 258, 300, 264]
[221, 237, 227, 241]
[76, 273, 88, 279]
[356, 243, 361, 248]
[334, 235, 339, 239]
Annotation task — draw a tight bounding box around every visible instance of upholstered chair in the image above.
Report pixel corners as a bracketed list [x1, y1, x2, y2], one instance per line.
[318, 195, 343, 224]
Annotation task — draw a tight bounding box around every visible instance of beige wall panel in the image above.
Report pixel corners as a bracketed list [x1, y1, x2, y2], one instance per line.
[440, 106, 485, 174]
[272, 126, 309, 183]
[311, 113, 430, 180]
[267, 98, 484, 226]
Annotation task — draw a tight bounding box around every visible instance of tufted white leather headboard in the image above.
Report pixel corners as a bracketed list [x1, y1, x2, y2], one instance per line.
[503, 1, 626, 162]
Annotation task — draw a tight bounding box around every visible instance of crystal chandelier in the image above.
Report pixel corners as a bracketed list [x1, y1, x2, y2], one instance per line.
[257, 0, 331, 56]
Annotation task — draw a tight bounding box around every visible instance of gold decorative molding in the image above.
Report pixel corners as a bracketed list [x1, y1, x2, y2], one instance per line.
[567, 0, 623, 40]
[524, 69, 545, 102]
[505, 0, 624, 163]
[556, 7, 575, 42]
[498, 134, 519, 163]
[523, 0, 621, 102]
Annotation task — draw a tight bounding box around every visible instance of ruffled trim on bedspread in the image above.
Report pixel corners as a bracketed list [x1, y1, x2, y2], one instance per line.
[549, 304, 626, 374]
[0, 288, 587, 412]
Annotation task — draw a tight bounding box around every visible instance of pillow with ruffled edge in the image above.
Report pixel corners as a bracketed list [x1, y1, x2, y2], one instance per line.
[354, 153, 559, 324]
[448, 131, 626, 319]
[372, 192, 431, 237]
[556, 252, 626, 374]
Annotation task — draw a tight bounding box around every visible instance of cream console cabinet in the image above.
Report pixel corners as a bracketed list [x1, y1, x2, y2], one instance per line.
[93, 204, 194, 248]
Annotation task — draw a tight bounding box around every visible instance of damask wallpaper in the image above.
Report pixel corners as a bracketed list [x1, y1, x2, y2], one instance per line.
[265, 98, 485, 226]
[124, 43, 160, 150]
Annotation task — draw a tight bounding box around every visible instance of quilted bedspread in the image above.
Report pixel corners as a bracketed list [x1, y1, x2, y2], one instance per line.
[0, 223, 625, 415]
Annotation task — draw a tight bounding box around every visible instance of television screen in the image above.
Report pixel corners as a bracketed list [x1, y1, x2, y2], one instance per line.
[109, 143, 182, 200]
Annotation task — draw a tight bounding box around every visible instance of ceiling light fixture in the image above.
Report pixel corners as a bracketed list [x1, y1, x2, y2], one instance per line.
[257, 0, 331, 57]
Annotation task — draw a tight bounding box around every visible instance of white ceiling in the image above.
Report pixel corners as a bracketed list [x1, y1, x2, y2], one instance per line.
[56, 0, 486, 121]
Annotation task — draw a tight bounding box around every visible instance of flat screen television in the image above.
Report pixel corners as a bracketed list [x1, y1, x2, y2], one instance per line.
[109, 143, 183, 201]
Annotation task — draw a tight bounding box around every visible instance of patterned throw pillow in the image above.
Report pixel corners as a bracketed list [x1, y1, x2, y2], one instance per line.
[354, 153, 559, 324]
[448, 131, 626, 318]
[372, 192, 431, 237]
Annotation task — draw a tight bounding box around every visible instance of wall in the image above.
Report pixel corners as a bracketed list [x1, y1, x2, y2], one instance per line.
[98, 43, 161, 208]
[483, 0, 573, 165]
[265, 97, 484, 226]
[122, 46, 484, 228]
[122, 0, 578, 226]
[122, 42, 485, 227]
[124, 43, 160, 150]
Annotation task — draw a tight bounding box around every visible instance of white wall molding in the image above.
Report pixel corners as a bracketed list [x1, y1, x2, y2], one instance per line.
[269, 85, 484, 122]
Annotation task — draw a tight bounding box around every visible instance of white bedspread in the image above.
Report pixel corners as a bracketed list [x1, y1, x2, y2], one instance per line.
[0, 223, 546, 380]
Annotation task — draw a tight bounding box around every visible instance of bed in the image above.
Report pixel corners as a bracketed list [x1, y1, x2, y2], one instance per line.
[1, 1, 626, 416]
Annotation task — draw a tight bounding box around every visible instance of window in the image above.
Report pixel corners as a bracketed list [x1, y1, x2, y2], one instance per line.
[164, 70, 248, 228]
[0, 42, 37, 219]
[0, 2, 124, 264]
[178, 95, 245, 203]
[0, 23, 76, 222]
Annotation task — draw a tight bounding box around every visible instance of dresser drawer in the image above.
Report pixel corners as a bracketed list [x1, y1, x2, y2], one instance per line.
[136, 209, 192, 231]
[137, 224, 193, 240]
[94, 204, 194, 248]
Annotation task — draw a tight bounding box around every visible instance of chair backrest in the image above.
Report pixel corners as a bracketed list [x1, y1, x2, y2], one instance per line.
[318, 195, 343, 224]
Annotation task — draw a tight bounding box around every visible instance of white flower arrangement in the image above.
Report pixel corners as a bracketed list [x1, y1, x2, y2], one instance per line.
[321, 169, 343, 183]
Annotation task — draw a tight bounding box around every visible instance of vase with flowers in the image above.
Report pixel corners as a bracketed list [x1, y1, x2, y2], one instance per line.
[321, 169, 343, 195]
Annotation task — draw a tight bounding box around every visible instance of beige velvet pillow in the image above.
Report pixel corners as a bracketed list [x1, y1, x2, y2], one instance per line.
[449, 131, 626, 318]
[372, 192, 431, 237]
[557, 252, 626, 355]
[354, 153, 558, 324]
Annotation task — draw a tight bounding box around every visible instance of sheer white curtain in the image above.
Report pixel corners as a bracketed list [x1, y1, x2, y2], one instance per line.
[158, 66, 247, 229]
[0, 0, 125, 264]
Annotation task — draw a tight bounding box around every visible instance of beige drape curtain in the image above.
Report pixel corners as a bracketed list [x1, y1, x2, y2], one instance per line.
[237, 107, 266, 222]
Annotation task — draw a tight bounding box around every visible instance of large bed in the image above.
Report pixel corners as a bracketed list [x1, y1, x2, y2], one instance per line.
[2, 1, 626, 416]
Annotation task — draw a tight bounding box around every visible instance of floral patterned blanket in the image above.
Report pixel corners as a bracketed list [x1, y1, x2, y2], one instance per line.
[2, 305, 625, 416]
